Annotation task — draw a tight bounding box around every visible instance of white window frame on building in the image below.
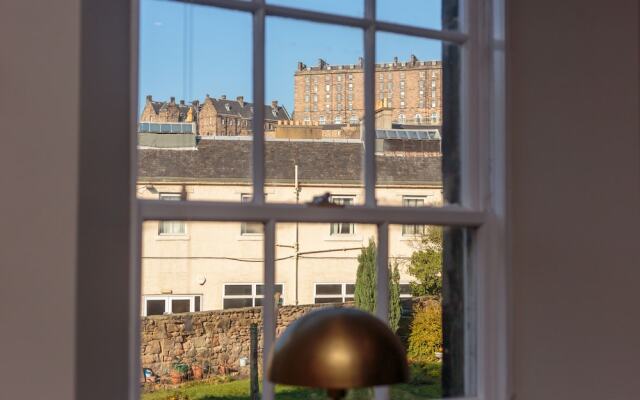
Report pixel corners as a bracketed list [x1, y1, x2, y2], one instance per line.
[142, 294, 201, 316]
[314, 283, 355, 304]
[157, 193, 186, 236]
[128, 1, 509, 400]
[319, 115, 326, 125]
[240, 194, 263, 235]
[223, 283, 284, 309]
[329, 195, 355, 235]
[402, 196, 426, 236]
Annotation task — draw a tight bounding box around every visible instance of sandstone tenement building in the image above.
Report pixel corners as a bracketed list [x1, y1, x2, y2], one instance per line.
[140, 95, 291, 136]
[294, 55, 442, 128]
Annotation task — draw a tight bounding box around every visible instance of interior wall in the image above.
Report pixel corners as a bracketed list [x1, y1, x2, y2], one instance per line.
[0, 0, 79, 398]
[507, 1, 639, 399]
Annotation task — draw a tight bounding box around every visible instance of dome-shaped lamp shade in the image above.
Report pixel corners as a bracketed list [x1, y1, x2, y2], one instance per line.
[267, 308, 409, 391]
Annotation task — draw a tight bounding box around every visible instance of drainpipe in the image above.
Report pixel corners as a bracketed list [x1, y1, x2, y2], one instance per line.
[294, 164, 301, 305]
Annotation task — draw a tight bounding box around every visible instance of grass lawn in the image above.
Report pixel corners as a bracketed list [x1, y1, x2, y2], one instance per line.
[142, 377, 441, 400]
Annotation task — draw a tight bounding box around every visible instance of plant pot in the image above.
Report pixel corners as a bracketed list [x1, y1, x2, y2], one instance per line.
[192, 365, 203, 380]
[170, 370, 183, 384]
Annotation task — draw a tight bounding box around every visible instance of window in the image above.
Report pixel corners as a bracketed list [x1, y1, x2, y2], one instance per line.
[329, 195, 354, 235]
[241, 194, 262, 234]
[304, 94, 309, 103]
[143, 295, 201, 316]
[134, 1, 506, 399]
[349, 115, 358, 124]
[402, 196, 426, 235]
[325, 84, 330, 92]
[348, 102, 353, 111]
[431, 112, 438, 124]
[399, 284, 412, 298]
[415, 114, 422, 123]
[314, 283, 355, 304]
[348, 82, 353, 90]
[319, 115, 325, 125]
[223, 284, 284, 309]
[398, 113, 406, 123]
[432, 100, 437, 108]
[334, 115, 342, 124]
[158, 193, 185, 235]
[400, 101, 405, 109]
[400, 91, 405, 99]
[348, 74, 353, 80]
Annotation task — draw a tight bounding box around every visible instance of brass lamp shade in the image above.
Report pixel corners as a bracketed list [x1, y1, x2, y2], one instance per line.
[267, 307, 409, 390]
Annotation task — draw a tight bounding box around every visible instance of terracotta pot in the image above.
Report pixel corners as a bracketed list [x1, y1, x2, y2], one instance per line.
[192, 365, 203, 380]
[170, 370, 183, 384]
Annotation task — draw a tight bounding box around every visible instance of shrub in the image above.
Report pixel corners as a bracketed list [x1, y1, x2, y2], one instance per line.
[407, 300, 442, 363]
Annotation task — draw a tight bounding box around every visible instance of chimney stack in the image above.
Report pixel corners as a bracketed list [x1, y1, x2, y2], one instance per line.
[179, 100, 185, 106]
[358, 57, 364, 67]
[271, 100, 278, 109]
[192, 100, 199, 108]
[393, 56, 398, 65]
[221, 94, 227, 100]
[297, 61, 306, 71]
[146, 95, 152, 102]
[170, 96, 176, 104]
[410, 54, 418, 65]
[237, 96, 244, 107]
[318, 58, 327, 69]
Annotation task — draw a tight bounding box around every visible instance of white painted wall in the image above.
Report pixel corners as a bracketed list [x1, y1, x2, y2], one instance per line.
[0, 0, 79, 398]
[507, 1, 639, 399]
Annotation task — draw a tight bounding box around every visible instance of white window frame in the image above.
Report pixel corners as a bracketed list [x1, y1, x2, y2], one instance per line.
[329, 195, 355, 235]
[402, 196, 426, 236]
[314, 283, 355, 304]
[142, 294, 201, 316]
[158, 193, 186, 236]
[223, 283, 285, 309]
[130, 1, 509, 400]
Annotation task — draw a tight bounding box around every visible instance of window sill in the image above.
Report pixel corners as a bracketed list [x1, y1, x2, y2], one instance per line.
[324, 235, 363, 242]
[156, 234, 190, 241]
[237, 234, 264, 241]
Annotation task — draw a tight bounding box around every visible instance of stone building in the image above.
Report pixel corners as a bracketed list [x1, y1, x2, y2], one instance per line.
[139, 95, 290, 136]
[137, 130, 442, 314]
[293, 55, 442, 127]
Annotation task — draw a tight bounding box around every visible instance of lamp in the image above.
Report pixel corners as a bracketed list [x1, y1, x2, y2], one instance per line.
[267, 307, 409, 400]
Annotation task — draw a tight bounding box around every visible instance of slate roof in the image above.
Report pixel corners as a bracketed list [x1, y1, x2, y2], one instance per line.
[138, 139, 441, 185]
[206, 97, 290, 121]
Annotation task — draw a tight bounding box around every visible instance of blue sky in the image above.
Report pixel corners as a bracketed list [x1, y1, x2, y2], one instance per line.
[139, 0, 443, 114]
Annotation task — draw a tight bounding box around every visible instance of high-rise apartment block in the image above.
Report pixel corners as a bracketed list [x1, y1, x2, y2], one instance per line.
[294, 55, 442, 127]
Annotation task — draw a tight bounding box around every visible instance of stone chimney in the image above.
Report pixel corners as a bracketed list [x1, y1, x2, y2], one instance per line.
[192, 100, 199, 108]
[221, 94, 227, 100]
[170, 96, 176, 104]
[146, 95, 152, 102]
[393, 56, 398, 65]
[237, 96, 244, 107]
[410, 54, 418, 65]
[318, 58, 327, 69]
[179, 100, 185, 106]
[271, 100, 278, 110]
[297, 61, 306, 71]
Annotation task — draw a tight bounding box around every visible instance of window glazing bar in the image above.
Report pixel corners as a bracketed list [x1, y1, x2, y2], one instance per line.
[138, 200, 486, 226]
[375, 21, 467, 45]
[262, 219, 276, 400]
[252, 0, 266, 204]
[363, 0, 376, 207]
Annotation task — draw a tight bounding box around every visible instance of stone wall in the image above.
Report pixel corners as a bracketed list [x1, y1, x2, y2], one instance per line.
[140, 297, 434, 379]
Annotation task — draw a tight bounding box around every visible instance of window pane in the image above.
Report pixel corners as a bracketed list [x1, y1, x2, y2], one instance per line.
[315, 284, 343, 295]
[138, 1, 254, 202]
[266, 18, 364, 205]
[146, 299, 165, 316]
[377, 0, 459, 31]
[224, 284, 253, 296]
[345, 283, 355, 295]
[376, 32, 460, 207]
[141, 221, 264, 395]
[223, 298, 254, 309]
[171, 299, 190, 314]
[314, 297, 343, 304]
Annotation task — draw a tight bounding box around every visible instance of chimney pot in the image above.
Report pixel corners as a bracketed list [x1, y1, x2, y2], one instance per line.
[179, 100, 185, 106]
[146, 95, 152, 102]
[170, 96, 175, 103]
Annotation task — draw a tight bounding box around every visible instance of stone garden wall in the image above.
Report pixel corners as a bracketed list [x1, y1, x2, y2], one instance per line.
[140, 297, 433, 380]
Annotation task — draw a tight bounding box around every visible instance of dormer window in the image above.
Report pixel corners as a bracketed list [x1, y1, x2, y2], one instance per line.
[225, 103, 231, 112]
[272, 109, 278, 118]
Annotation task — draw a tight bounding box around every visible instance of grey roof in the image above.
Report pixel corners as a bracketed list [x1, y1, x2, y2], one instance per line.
[138, 139, 441, 185]
[207, 97, 290, 121]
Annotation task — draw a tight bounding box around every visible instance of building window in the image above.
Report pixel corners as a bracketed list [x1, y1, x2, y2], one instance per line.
[419, 100, 425, 108]
[329, 195, 354, 234]
[399, 284, 412, 298]
[349, 115, 358, 124]
[398, 113, 406, 123]
[304, 95, 309, 103]
[348, 83, 353, 90]
[348, 74, 353, 80]
[223, 284, 284, 309]
[319, 115, 326, 125]
[337, 75, 342, 82]
[334, 115, 342, 124]
[432, 100, 437, 108]
[415, 114, 422, 123]
[158, 193, 186, 235]
[325, 103, 331, 111]
[400, 91, 405, 99]
[432, 80, 436, 88]
[400, 101, 405, 109]
[419, 71, 425, 78]
[241, 194, 263, 235]
[348, 102, 353, 111]
[400, 81, 405, 89]
[314, 283, 355, 304]
[431, 113, 438, 124]
[325, 84, 330, 92]
[143, 295, 201, 316]
[402, 196, 426, 235]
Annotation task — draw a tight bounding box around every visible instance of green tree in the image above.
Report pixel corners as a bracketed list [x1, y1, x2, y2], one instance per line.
[354, 239, 402, 333]
[388, 261, 402, 333]
[408, 227, 443, 297]
[354, 239, 377, 313]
